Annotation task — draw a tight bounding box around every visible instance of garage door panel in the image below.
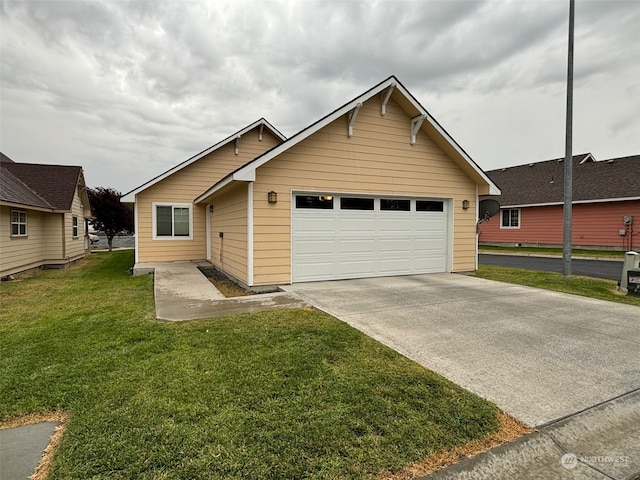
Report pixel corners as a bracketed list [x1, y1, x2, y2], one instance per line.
[294, 239, 335, 255]
[378, 218, 413, 233]
[294, 216, 336, 233]
[338, 238, 376, 254]
[338, 259, 376, 277]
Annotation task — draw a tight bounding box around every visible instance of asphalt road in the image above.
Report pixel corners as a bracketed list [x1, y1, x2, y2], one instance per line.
[92, 235, 135, 249]
[479, 253, 624, 281]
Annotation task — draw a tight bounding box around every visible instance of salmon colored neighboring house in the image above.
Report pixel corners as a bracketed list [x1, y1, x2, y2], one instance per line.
[0, 153, 92, 278]
[123, 76, 500, 288]
[479, 154, 640, 251]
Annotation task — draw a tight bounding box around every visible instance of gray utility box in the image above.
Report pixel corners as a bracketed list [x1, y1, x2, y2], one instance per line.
[620, 251, 640, 292]
[628, 269, 640, 297]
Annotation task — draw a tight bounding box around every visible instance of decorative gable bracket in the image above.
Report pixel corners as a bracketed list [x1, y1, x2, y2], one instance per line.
[348, 103, 363, 137]
[381, 84, 395, 116]
[410, 115, 426, 145]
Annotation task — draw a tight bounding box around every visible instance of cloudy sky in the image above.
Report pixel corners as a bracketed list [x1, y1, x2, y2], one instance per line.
[1, 0, 638, 194]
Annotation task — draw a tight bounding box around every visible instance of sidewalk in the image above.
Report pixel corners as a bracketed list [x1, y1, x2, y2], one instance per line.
[136, 260, 309, 321]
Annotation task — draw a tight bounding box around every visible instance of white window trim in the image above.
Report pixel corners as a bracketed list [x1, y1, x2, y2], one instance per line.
[11, 209, 28, 237]
[152, 202, 193, 240]
[500, 208, 521, 229]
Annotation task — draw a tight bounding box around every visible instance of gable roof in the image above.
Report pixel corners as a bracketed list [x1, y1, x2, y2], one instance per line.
[121, 118, 285, 202]
[0, 154, 87, 212]
[483, 153, 640, 207]
[195, 76, 500, 203]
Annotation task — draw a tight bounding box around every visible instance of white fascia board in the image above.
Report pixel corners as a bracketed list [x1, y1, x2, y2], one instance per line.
[501, 196, 640, 208]
[120, 118, 285, 202]
[194, 176, 235, 204]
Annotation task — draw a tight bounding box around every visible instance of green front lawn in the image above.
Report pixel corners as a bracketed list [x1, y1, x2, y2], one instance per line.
[476, 265, 640, 307]
[0, 251, 500, 479]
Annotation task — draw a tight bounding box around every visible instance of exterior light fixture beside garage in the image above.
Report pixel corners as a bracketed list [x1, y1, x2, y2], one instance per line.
[462, 199, 470, 210]
[268, 191, 278, 204]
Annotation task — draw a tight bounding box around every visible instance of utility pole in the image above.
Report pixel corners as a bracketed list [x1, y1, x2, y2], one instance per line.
[563, 0, 575, 277]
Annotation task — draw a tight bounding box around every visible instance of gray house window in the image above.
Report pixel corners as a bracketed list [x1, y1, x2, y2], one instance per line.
[153, 203, 192, 239]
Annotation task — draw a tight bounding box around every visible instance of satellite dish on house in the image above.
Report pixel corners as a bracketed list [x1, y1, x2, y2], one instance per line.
[479, 199, 500, 221]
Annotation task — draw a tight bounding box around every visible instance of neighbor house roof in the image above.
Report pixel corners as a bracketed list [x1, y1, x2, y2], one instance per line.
[195, 75, 500, 203]
[0, 153, 88, 212]
[483, 153, 640, 207]
[121, 118, 285, 202]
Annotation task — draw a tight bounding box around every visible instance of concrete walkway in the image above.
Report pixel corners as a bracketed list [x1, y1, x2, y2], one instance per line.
[0, 422, 58, 480]
[138, 260, 309, 321]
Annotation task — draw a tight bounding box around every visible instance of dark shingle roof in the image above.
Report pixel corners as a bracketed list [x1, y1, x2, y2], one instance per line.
[0, 153, 84, 211]
[483, 154, 640, 206]
[0, 167, 53, 209]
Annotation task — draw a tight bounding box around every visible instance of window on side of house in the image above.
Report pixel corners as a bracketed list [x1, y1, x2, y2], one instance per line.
[153, 203, 192, 239]
[11, 210, 27, 236]
[500, 209, 520, 228]
[72, 216, 79, 237]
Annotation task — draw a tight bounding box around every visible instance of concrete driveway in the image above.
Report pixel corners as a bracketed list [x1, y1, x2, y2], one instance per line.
[283, 274, 640, 427]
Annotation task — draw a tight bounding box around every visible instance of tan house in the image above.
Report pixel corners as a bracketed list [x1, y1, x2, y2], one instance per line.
[0, 153, 92, 278]
[122, 76, 500, 288]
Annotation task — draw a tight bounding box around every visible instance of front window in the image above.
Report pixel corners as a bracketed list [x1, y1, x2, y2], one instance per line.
[72, 216, 79, 237]
[501, 209, 520, 229]
[11, 210, 27, 236]
[153, 203, 192, 239]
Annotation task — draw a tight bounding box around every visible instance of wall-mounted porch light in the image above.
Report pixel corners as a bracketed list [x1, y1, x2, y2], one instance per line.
[268, 191, 278, 204]
[462, 199, 470, 210]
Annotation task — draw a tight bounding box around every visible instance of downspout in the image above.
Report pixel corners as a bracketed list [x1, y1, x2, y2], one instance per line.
[247, 182, 254, 286]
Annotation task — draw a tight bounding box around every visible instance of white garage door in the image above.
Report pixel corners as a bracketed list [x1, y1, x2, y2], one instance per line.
[292, 193, 449, 282]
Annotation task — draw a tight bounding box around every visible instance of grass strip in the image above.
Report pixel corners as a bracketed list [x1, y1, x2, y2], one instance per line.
[479, 245, 628, 259]
[475, 264, 640, 307]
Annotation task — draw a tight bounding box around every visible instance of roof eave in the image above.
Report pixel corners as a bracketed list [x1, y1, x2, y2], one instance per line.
[121, 118, 285, 202]
[501, 196, 640, 208]
[0, 200, 55, 213]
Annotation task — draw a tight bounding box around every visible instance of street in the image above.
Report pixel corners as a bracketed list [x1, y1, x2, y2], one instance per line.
[92, 234, 135, 249]
[479, 253, 624, 281]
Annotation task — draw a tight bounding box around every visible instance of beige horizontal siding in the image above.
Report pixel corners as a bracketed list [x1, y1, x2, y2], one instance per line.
[251, 97, 479, 285]
[64, 190, 89, 260]
[136, 128, 280, 262]
[0, 207, 46, 276]
[210, 183, 248, 284]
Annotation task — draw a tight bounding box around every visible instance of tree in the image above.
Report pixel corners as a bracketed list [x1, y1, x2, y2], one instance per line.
[88, 187, 133, 252]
